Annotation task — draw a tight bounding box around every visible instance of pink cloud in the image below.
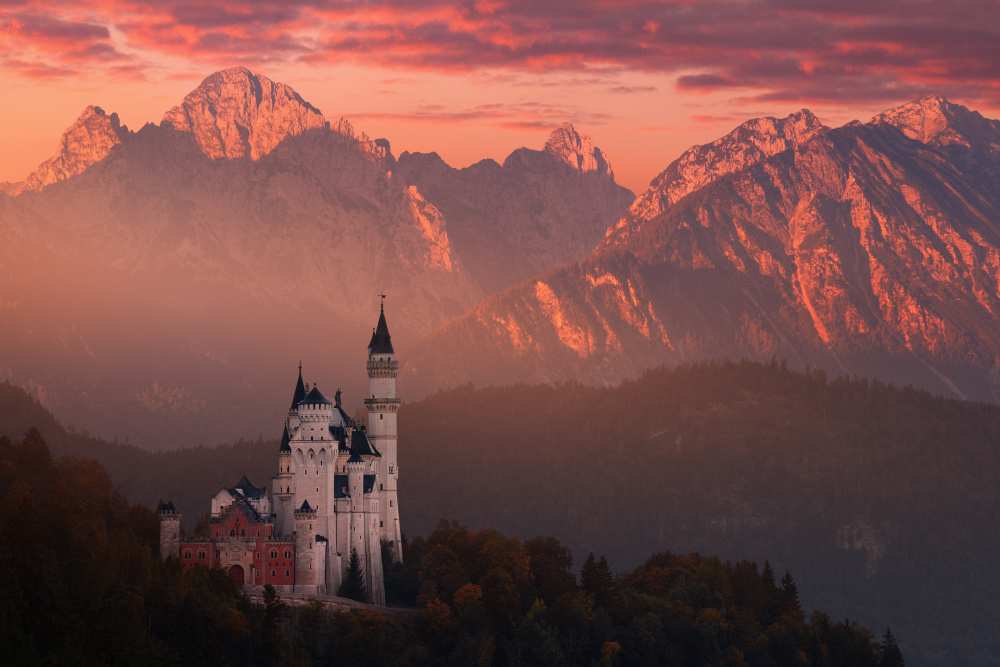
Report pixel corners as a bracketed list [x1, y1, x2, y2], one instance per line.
[1, 0, 997, 106]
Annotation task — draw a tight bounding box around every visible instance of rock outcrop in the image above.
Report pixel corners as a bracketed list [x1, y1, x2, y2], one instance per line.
[162, 67, 327, 160]
[19, 106, 129, 193]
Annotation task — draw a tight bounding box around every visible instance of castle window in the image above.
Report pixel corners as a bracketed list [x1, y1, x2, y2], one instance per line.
[230, 530, 236, 537]
[184, 551, 191, 559]
[198, 551, 206, 560]
[380, 521, 384, 527]
[284, 550, 291, 559]
[271, 569, 276, 577]
[271, 550, 277, 558]
[390, 500, 393, 507]
[380, 414, 383, 420]
[285, 570, 290, 577]
[241, 529, 245, 537]
[379, 484, 383, 490]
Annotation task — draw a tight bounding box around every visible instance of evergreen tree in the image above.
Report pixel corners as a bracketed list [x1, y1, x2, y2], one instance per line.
[781, 570, 801, 615]
[339, 549, 367, 602]
[581, 553, 615, 607]
[879, 628, 905, 667]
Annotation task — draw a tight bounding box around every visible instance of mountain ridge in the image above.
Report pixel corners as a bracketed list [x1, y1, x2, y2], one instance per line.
[0, 67, 633, 447]
[409, 97, 1000, 403]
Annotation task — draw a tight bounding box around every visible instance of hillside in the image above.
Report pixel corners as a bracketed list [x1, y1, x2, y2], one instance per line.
[0, 429, 895, 666]
[409, 98, 1000, 404]
[2, 364, 997, 665]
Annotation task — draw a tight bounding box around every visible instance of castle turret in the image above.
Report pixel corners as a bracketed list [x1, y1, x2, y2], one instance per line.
[158, 500, 181, 560]
[294, 500, 323, 594]
[365, 298, 403, 562]
[273, 424, 295, 535]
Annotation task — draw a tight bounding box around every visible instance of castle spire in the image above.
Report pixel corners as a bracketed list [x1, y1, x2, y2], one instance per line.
[289, 363, 306, 409]
[368, 296, 394, 355]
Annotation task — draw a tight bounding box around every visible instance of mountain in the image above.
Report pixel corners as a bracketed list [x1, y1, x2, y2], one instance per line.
[0, 68, 631, 447]
[13, 105, 129, 194]
[409, 99, 1000, 402]
[396, 123, 634, 292]
[161, 66, 327, 160]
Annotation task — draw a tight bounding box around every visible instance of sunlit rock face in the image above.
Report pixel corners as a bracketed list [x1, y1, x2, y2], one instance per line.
[604, 109, 826, 247]
[411, 99, 1000, 402]
[18, 106, 129, 193]
[162, 67, 328, 160]
[0, 69, 633, 447]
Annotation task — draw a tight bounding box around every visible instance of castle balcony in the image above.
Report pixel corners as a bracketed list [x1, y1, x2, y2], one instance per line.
[364, 397, 401, 411]
[366, 357, 399, 377]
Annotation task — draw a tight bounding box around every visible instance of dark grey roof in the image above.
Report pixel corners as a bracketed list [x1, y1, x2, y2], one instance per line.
[290, 365, 306, 409]
[368, 303, 394, 355]
[351, 427, 381, 458]
[297, 499, 315, 513]
[279, 425, 291, 453]
[316, 535, 328, 543]
[304, 386, 332, 405]
[231, 475, 265, 499]
[336, 404, 355, 428]
[333, 474, 377, 496]
[157, 500, 176, 513]
[335, 474, 348, 498]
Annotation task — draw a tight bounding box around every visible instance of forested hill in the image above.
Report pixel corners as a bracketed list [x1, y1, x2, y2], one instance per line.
[0, 431, 898, 666]
[2, 362, 999, 666]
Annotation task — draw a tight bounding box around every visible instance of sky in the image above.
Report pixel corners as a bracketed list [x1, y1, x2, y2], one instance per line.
[1, 0, 998, 194]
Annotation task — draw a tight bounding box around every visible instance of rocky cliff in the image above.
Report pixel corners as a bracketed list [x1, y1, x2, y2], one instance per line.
[410, 99, 1000, 402]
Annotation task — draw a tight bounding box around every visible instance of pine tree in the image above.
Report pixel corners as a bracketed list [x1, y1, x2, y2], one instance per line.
[879, 628, 905, 667]
[338, 549, 367, 602]
[581, 553, 615, 606]
[781, 570, 802, 615]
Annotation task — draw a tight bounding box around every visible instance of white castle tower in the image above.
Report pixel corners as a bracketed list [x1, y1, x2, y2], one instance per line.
[159, 303, 396, 606]
[366, 297, 403, 562]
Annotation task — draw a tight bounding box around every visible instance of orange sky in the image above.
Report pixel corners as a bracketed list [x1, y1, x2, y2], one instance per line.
[2, 1, 998, 193]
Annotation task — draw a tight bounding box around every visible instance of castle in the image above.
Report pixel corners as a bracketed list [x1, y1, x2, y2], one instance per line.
[158, 303, 402, 606]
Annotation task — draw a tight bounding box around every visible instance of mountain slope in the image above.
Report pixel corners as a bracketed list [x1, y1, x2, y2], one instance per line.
[396, 123, 634, 291]
[0, 69, 632, 447]
[410, 99, 1000, 401]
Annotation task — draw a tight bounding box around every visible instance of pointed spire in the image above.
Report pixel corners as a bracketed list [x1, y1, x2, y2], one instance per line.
[279, 424, 291, 452]
[290, 363, 306, 409]
[368, 296, 394, 355]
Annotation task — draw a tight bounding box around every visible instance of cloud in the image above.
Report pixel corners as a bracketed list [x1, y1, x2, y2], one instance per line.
[2, 0, 998, 106]
[608, 85, 656, 94]
[347, 100, 611, 130]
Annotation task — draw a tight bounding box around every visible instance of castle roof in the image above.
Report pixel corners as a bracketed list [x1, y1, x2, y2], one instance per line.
[290, 364, 307, 409]
[303, 386, 332, 406]
[157, 499, 176, 513]
[297, 499, 315, 513]
[368, 302, 394, 355]
[334, 473, 377, 497]
[279, 425, 291, 452]
[350, 427, 381, 458]
[231, 475, 265, 499]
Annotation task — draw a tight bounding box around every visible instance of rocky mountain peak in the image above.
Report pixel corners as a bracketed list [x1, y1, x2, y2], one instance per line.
[544, 123, 612, 175]
[162, 67, 328, 160]
[20, 105, 129, 193]
[871, 96, 999, 148]
[601, 109, 827, 246]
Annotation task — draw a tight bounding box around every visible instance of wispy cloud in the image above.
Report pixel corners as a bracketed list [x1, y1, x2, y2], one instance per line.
[1, 0, 998, 106]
